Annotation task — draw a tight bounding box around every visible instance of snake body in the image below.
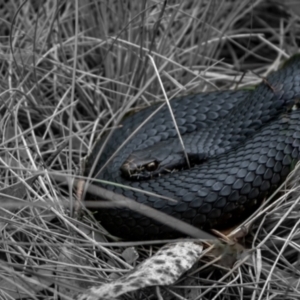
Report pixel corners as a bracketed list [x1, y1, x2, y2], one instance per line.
[86, 56, 300, 240]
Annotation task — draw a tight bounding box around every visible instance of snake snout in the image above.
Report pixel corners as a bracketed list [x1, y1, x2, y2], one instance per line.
[120, 161, 132, 175]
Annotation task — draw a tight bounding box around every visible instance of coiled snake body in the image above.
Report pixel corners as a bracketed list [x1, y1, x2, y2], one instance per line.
[86, 56, 300, 240]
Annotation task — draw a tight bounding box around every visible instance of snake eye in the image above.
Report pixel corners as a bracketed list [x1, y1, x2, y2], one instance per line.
[145, 161, 158, 172]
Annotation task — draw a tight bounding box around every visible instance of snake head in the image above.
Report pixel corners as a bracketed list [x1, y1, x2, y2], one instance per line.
[120, 154, 160, 179]
[120, 142, 188, 180]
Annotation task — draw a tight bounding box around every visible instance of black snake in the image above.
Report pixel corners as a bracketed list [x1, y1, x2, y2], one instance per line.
[85, 56, 300, 240]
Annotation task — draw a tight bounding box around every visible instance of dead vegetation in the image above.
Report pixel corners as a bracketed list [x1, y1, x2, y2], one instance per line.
[0, 0, 300, 299]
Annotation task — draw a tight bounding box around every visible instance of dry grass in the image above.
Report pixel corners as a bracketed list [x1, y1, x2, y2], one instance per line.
[0, 0, 300, 299]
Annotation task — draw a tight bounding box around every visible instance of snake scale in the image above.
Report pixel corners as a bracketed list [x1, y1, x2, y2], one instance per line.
[85, 56, 300, 240]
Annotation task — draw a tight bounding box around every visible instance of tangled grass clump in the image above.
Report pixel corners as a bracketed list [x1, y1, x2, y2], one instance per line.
[0, 0, 300, 299]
